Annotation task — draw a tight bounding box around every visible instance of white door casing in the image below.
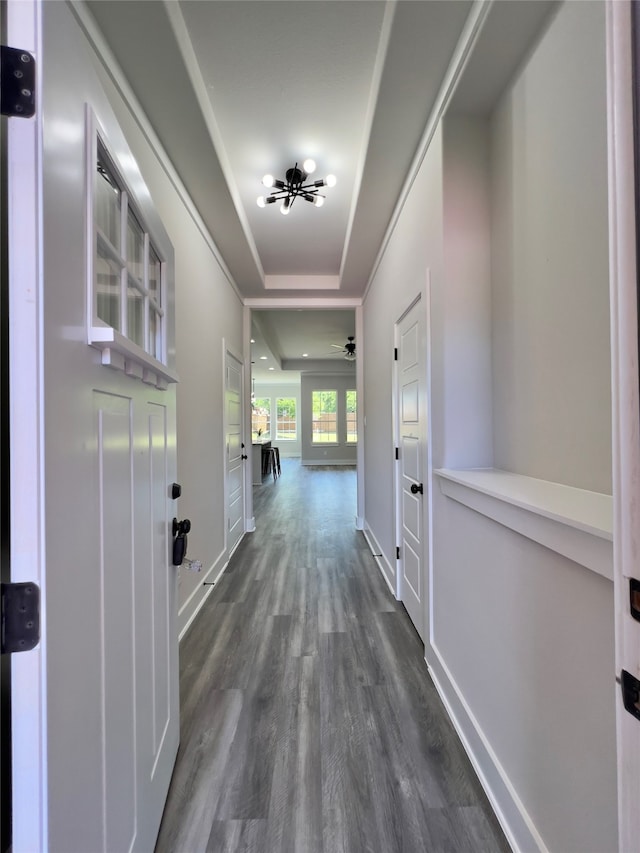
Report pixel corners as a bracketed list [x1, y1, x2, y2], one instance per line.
[607, 2, 640, 848]
[9, 2, 179, 850]
[225, 348, 245, 556]
[394, 294, 429, 641]
[7, 2, 47, 849]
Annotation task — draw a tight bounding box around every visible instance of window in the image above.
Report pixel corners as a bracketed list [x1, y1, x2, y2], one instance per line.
[94, 140, 164, 360]
[312, 391, 337, 443]
[346, 390, 357, 443]
[252, 397, 271, 440]
[277, 397, 297, 440]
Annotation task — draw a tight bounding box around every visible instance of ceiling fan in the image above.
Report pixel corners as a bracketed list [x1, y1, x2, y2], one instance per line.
[331, 336, 356, 361]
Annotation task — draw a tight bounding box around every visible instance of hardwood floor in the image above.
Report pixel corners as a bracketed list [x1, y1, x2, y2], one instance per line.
[156, 460, 509, 853]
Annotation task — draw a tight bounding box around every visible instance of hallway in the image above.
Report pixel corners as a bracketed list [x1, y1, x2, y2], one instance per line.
[156, 461, 509, 853]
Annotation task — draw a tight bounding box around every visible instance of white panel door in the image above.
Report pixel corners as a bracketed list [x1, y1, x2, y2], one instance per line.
[8, 3, 179, 850]
[225, 350, 245, 555]
[395, 297, 428, 641]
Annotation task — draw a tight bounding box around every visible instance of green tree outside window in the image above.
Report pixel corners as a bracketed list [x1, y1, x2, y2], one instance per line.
[346, 390, 357, 443]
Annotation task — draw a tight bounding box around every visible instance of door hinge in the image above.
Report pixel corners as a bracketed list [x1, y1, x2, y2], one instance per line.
[395, 447, 399, 460]
[396, 546, 401, 560]
[620, 669, 640, 721]
[394, 348, 398, 361]
[1, 582, 41, 654]
[630, 578, 640, 622]
[1, 46, 36, 118]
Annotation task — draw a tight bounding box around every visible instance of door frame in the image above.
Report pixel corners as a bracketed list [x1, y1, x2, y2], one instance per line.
[392, 277, 433, 641]
[607, 1, 640, 847]
[222, 341, 246, 557]
[243, 299, 364, 529]
[7, 1, 48, 850]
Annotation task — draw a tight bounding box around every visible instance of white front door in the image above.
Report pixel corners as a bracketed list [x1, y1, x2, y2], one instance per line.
[395, 296, 429, 641]
[225, 349, 245, 555]
[8, 2, 179, 850]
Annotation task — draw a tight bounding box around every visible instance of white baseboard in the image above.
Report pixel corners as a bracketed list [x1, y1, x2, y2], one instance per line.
[246, 515, 256, 532]
[362, 523, 396, 597]
[426, 643, 547, 853]
[301, 459, 357, 466]
[355, 515, 364, 530]
[178, 548, 229, 641]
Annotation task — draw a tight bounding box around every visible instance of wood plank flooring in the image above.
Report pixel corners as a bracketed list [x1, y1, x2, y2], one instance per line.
[155, 461, 510, 853]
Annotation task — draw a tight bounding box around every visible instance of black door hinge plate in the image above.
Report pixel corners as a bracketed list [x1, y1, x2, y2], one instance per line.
[395, 447, 399, 460]
[1, 582, 40, 654]
[630, 578, 640, 622]
[621, 669, 640, 721]
[396, 545, 401, 560]
[1, 46, 36, 118]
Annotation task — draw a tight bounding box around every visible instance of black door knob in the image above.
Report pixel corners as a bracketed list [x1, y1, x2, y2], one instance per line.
[241, 454, 248, 460]
[410, 483, 424, 495]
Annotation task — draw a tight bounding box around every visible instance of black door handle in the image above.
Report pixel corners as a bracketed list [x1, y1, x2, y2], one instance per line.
[172, 518, 191, 566]
[410, 483, 423, 495]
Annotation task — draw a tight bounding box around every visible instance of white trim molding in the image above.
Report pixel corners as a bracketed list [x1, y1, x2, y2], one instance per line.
[426, 645, 549, 853]
[362, 524, 396, 595]
[435, 468, 613, 581]
[178, 548, 228, 640]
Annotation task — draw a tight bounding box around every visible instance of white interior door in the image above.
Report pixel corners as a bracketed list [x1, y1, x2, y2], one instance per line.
[225, 349, 245, 556]
[9, 2, 179, 850]
[607, 2, 640, 848]
[395, 296, 428, 641]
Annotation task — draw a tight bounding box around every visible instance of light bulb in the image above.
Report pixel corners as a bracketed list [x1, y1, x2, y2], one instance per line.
[280, 199, 291, 215]
[325, 174, 337, 188]
[303, 158, 316, 175]
[314, 195, 325, 208]
[262, 174, 275, 187]
[257, 196, 266, 208]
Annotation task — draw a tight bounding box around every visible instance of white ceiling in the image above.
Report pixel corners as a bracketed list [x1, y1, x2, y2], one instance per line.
[84, 0, 557, 374]
[251, 309, 356, 382]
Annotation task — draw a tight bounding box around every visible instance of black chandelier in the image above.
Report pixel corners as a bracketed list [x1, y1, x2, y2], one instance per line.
[257, 159, 336, 215]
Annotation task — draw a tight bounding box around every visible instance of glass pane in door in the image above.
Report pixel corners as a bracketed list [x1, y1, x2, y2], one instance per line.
[96, 251, 121, 330]
[127, 285, 144, 348]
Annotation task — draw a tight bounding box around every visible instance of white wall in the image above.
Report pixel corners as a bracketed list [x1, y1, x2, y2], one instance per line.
[490, 0, 611, 494]
[441, 115, 493, 469]
[300, 373, 357, 465]
[363, 2, 617, 851]
[87, 12, 244, 636]
[252, 380, 301, 457]
[363, 127, 444, 575]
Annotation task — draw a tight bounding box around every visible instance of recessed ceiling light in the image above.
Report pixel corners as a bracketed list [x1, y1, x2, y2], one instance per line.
[250, 338, 255, 343]
[268, 367, 274, 371]
[302, 353, 309, 357]
[259, 356, 267, 360]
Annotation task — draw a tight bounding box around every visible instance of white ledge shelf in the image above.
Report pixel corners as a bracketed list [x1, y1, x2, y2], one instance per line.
[434, 468, 613, 581]
[89, 327, 178, 390]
